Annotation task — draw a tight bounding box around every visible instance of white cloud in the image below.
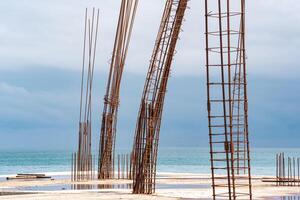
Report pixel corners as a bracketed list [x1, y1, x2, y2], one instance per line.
[0, 0, 298, 77]
[0, 81, 77, 122]
[0, 82, 28, 95]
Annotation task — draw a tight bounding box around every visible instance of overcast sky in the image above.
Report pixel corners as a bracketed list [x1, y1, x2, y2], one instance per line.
[0, 0, 299, 75]
[0, 0, 299, 150]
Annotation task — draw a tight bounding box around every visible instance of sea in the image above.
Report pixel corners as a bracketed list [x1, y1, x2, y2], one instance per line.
[0, 147, 299, 176]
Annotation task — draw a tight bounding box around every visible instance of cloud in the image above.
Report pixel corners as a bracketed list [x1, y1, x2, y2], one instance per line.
[0, 1, 299, 150]
[0, 81, 78, 129]
[0, 82, 29, 95]
[0, 0, 298, 77]
[0, 67, 299, 150]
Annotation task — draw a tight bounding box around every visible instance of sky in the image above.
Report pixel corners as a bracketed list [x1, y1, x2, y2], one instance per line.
[0, 0, 299, 151]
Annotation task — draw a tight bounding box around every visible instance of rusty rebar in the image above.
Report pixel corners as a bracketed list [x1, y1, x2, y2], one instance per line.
[275, 153, 300, 186]
[98, 0, 138, 180]
[71, 8, 99, 182]
[205, 0, 252, 199]
[131, 0, 188, 194]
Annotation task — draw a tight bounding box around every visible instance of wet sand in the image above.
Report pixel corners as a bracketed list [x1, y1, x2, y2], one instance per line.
[0, 172, 300, 199]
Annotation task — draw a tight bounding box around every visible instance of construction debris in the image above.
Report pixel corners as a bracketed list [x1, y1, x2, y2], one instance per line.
[204, 0, 252, 199]
[131, 0, 188, 194]
[71, 7, 100, 182]
[7, 174, 51, 180]
[98, 0, 138, 180]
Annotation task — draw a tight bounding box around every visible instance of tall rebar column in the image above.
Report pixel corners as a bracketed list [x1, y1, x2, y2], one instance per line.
[205, 0, 252, 199]
[98, 0, 138, 180]
[131, 0, 188, 194]
[72, 8, 99, 182]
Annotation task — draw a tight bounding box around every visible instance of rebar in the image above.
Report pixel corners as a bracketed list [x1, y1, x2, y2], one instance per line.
[71, 8, 99, 182]
[131, 0, 188, 194]
[98, 0, 138, 180]
[116, 153, 131, 180]
[275, 153, 300, 186]
[205, 0, 252, 199]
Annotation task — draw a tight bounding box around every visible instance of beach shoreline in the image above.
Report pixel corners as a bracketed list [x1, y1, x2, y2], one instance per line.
[0, 171, 299, 199]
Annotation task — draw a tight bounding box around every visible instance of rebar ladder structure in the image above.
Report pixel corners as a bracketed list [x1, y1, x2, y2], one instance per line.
[72, 8, 100, 181]
[205, 0, 252, 199]
[98, 0, 138, 179]
[231, 18, 247, 176]
[131, 0, 188, 194]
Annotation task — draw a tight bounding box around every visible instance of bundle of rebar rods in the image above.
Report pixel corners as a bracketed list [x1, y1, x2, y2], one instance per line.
[131, 0, 188, 194]
[71, 7, 99, 182]
[98, 0, 138, 180]
[276, 153, 300, 186]
[71, 153, 96, 181]
[117, 153, 132, 180]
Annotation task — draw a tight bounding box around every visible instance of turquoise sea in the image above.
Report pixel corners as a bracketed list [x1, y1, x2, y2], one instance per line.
[0, 148, 298, 176]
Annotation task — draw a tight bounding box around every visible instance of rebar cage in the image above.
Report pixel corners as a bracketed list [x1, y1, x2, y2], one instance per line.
[131, 0, 188, 194]
[205, 0, 252, 199]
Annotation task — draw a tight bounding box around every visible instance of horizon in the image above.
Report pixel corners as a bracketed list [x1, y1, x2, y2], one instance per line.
[0, 0, 299, 199]
[0, 69, 299, 151]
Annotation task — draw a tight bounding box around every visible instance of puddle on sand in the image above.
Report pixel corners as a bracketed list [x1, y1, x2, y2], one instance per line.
[15, 183, 132, 191]
[156, 183, 210, 189]
[270, 195, 300, 200]
[3, 183, 210, 192]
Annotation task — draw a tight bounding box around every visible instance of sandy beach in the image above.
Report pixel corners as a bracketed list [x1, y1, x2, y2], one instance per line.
[0, 172, 299, 199]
